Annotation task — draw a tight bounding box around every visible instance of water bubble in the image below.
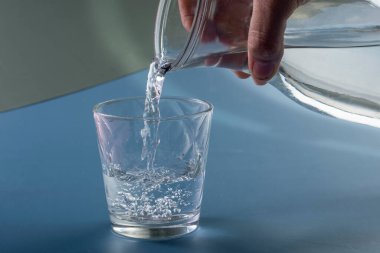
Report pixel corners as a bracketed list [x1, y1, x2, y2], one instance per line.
[104, 165, 201, 220]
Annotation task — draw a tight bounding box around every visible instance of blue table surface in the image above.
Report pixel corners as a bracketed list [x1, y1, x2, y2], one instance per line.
[1, 68, 380, 253]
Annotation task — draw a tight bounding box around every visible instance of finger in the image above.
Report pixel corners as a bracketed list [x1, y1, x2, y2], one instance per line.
[204, 52, 248, 70]
[248, 0, 304, 85]
[201, 19, 218, 42]
[178, 0, 216, 42]
[216, 52, 248, 70]
[214, 0, 252, 46]
[204, 55, 220, 67]
[178, 0, 197, 31]
[234, 71, 251, 79]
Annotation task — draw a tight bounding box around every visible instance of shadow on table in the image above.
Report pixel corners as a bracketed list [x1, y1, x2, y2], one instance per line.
[166, 215, 380, 253]
[6, 212, 380, 253]
[2, 222, 110, 253]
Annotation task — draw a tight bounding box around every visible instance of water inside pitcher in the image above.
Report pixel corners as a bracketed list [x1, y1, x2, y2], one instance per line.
[155, 0, 380, 127]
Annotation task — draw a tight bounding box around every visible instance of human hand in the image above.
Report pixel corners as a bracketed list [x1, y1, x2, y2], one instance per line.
[179, 0, 307, 85]
[247, 0, 307, 84]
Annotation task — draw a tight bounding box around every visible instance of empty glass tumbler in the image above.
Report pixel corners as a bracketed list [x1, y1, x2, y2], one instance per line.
[94, 97, 213, 239]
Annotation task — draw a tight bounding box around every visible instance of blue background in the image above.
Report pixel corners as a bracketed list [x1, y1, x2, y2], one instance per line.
[1, 68, 380, 253]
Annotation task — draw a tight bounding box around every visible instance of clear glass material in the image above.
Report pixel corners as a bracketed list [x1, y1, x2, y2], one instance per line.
[277, 46, 380, 128]
[93, 97, 213, 240]
[155, 0, 380, 70]
[155, 0, 380, 127]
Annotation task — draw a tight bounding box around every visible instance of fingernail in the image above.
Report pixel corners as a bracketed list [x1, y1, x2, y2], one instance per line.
[252, 61, 275, 81]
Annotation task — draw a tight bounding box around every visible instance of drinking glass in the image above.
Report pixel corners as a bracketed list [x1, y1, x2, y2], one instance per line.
[93, 97, 213, 239]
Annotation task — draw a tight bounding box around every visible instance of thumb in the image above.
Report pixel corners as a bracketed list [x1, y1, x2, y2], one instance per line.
[248, 0, 302, 85]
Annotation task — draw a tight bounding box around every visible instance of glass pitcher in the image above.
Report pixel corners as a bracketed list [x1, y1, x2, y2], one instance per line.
[154, 0, 380, 127]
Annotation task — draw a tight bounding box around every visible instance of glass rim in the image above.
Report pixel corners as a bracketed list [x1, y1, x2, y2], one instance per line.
[93, 96, 213, 121]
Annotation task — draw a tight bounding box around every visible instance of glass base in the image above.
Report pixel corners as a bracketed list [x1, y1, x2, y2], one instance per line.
[111, 215, 199, 240]
[112, 221, 199, 240]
